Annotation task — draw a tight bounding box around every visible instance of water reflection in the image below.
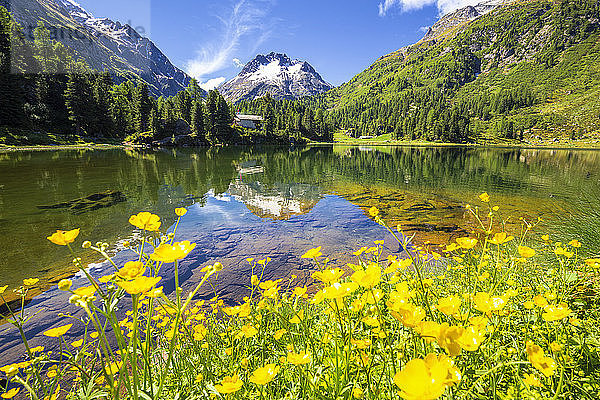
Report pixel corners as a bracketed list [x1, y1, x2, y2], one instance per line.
[1, 145, 599, 292]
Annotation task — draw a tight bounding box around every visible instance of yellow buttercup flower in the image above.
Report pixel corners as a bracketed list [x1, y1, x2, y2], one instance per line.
[0, 285, 7, 294]
[436, 295, 461, 316]
[128, 212, 161, 231]
[175, 207, 187, 216]
[293, 286, 307, 297]
[289, 310, 304, 324]
[368, 206, 379, 217]
[523, 373, 542, 387]
[249, 364, 280, 385]
[105, 361, 122, 376]
[312, 268, 344, 284]
[43, 323, 73, 338]
[150, 241, 196, 263]
[479, 192, 490, 202]
[47, 228, 80, 246]
[389, 302, 426, 328]
[393, 353, 461, 400]
[57, 279, 72, 291]
[287, 350, 312, 365]
[542, 303, 571, 322]
[518, 246, 536, 258]
[526, 341, 557, 377]
[352, 387, 365, 399]
[351, 264, 381, 288]
[239, 323, 258, 338]
[301, 246, 322, 259]
[456, 237, 478, 249]
[323, 282, 358, 300]
[215, 374, 243, 394]
[1, 388, 20, 399]
[436, 323, 463, 356]
[23, 278, 39, 286]
[117, 261, 146, 280]
[71, 339, 83, 348]
[273, 329, 286, 340]
[584, 258, 600, 269]
[117, 276, 162, 295]
[489, 232, 514, 245]
[456, 326, 485, 351]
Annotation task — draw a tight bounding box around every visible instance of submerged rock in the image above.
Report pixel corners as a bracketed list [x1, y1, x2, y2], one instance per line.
[37, 190, 126, 214]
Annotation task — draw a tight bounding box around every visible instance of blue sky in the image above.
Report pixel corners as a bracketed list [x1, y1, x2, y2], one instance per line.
[76, 0, 480, 90]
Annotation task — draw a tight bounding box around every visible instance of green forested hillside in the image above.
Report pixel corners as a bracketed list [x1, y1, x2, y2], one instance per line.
[254, 0, 598, 143]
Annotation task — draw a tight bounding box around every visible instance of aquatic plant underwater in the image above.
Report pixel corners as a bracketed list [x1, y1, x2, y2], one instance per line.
[0, 195, 599, 399]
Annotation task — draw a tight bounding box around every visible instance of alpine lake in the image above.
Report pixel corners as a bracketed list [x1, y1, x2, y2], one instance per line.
[0, 145, 599, 356]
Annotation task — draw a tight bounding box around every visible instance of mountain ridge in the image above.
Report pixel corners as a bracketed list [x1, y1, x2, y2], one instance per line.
[4, 0, 195, 97]
[219, 52, 333, 103]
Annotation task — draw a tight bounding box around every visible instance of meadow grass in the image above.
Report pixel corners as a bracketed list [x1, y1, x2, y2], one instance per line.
[1, 196, 599, 399]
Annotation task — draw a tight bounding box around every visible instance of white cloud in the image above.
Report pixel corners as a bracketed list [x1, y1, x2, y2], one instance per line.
[419, 25, 430, 32]
[200, 77, 227, 91]
[378, 0, 481, 16]
[186, 0, 274, 79]
[233, 58, 245, 68]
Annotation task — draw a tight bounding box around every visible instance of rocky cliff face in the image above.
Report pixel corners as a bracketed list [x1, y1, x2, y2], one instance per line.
[421, 0, 507, 43]
[5, 0, 195, 97]
[219, 52, 333, 103]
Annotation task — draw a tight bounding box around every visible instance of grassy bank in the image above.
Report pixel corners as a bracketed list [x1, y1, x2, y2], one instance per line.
[1, 196, 599, 399]
[0, 128, 124, 150]
[331, 131, 600, 149]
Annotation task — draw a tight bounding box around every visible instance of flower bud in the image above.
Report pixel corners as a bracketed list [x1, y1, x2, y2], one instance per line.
[69, 294, 81, 304]
[82, 241, 92, 249]
[122, 241, 130, 248]
[213, 262, 223, 272]
[58, 279, 72, 291]
[167, 233, 175, 239]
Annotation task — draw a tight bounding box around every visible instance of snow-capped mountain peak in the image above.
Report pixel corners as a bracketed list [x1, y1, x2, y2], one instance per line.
[219, 52, 332, 102]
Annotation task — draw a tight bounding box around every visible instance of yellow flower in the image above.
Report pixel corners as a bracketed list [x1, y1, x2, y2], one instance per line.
[518, 246, 536, 258]
[1, 388, 20, 399]
[273, 329, 286, 340]
[239, 323, 258, 338]
[541, 234, 550, 242]
[323, 282, 359, 300]
[389, 302, 426, 328]
[293, 286, 307, 297]
[175, 207, 187, 216]
[350, 338, 372, 349]
[415, 321, 441, 343]
[46, 369, 58, 378]
[301, 246, 322, 259]
[568, 239, 581, 248]
[489, 232, 514, 245]
[533, 295, 548, 308]
[352, 386, 365, 399]
[456, 326, 485, 351]
[0, 285, 7, 294]
[215, 374, 243, 394]
[43, 323, 73, 338]
[584, 258, 600, 269]
[456, 237, 478, 249]
[47, 228, 80, 246]
[436, 295, 461, 316]
[393, 354, 461, 400]
[312, 268, 344, 284]
[105, 361, 122, 375]
[117, 261, 146, 280]
[71, 339, 83, 348]
[524, 300, 535, 310]
[550, 342, 562, 352]
[473, 292, 505, 314]
[128, 212, 161, 231]
[436, 323, 463, 356]
[57, 279, 72, 291]
[351, 264, 381, 288]
[287, 350, 312, 365]
[479, 192, 490, 202]
[522, 373, 542, 387]
[289, 310, 304, 324]
[526, 341, 557, 377]
[117, 276, 162, 295]
[150, 241, 196, 263]
[542, 303, 571, 322]
[23, 278, 39, 286]
[368, 206, 379, 217]
[30, 346, 45, 353]
[249, 364, 280, 385]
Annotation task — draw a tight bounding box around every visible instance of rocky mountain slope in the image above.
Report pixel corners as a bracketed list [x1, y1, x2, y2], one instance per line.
[219, 52, 332, 102]
[319, 0, 600, 141]
[4, 0, 194, 97]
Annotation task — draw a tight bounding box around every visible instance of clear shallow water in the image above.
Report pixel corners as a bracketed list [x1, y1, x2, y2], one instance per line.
[0, 145, 599, 293]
